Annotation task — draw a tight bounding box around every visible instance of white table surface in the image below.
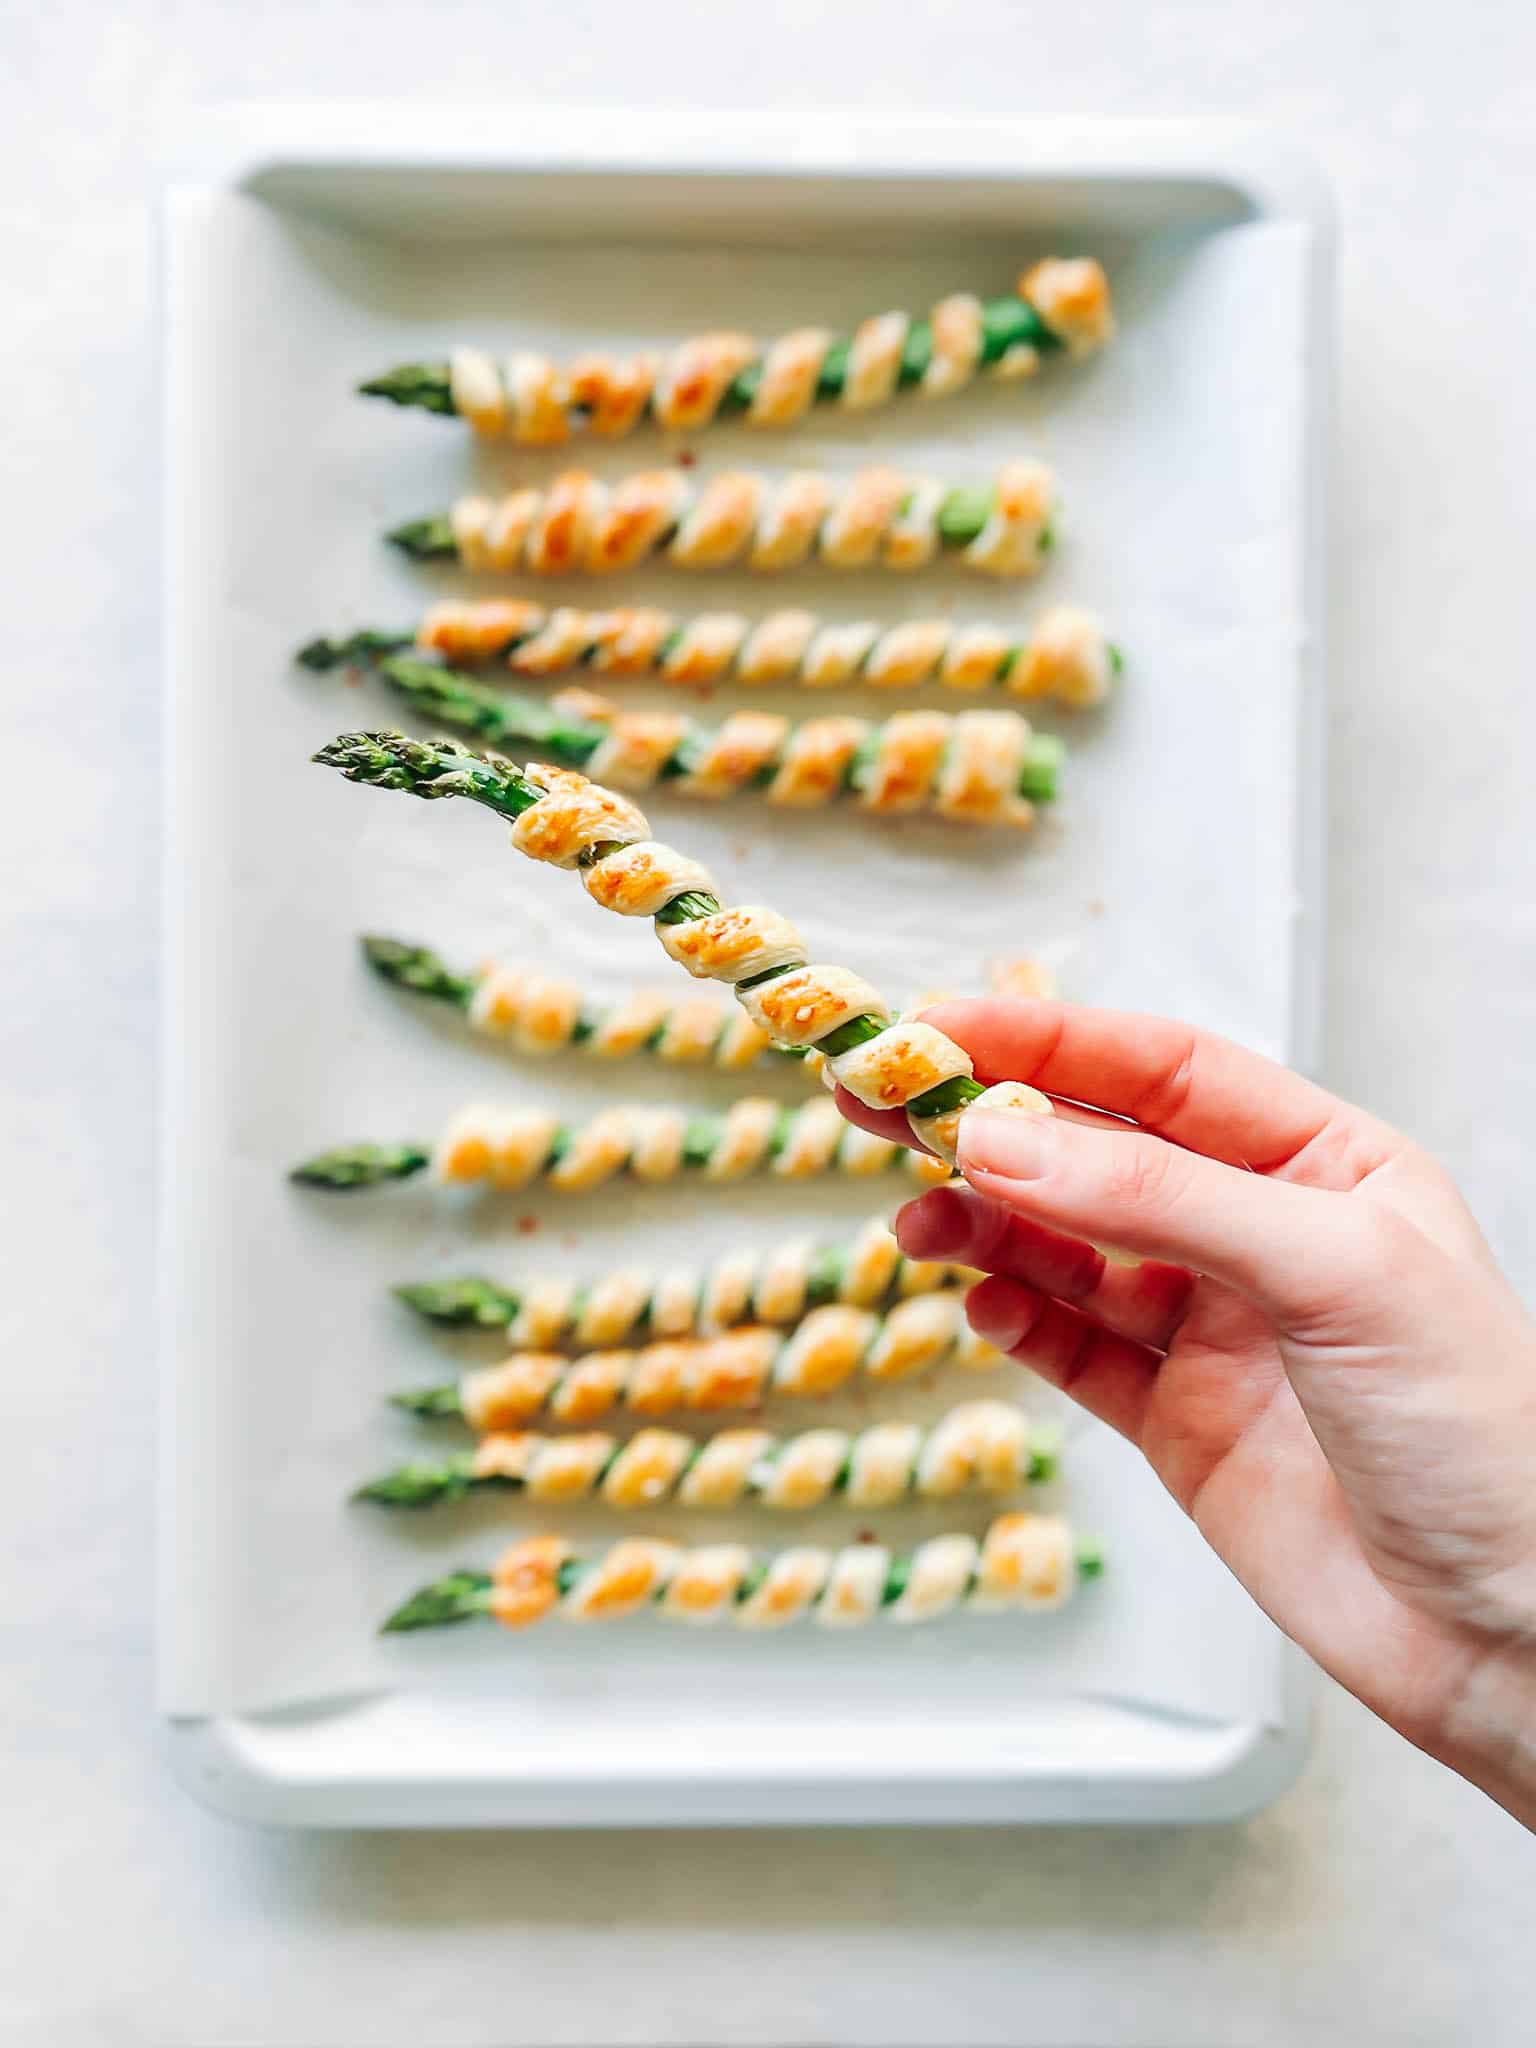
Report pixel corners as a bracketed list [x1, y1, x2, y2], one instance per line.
[3, 2, 1534, 2043]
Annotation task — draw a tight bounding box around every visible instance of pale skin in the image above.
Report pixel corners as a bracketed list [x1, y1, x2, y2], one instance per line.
[835, 998, 1536, 1830]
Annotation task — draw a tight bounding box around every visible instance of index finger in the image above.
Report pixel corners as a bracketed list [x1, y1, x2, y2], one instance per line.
[916, 998, 1399, 1178]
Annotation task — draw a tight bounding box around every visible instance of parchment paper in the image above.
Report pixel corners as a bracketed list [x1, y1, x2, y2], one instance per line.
[161, 191, 1310, 1735]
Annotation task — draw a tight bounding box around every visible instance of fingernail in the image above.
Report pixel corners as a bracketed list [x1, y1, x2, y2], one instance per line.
[965, 1275, 1038, 1352]
[957, 1104, 1056, 1182]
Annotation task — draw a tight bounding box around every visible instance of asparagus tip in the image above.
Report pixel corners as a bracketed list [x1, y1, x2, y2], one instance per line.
[295, 636, 346, 672]
[386, 515, 456, 560]
[380, 1570, 492, 1633]
[389, 1382, 465, 1419]
[288, 1142, 430, 1190]
[358, 364, 456, 415]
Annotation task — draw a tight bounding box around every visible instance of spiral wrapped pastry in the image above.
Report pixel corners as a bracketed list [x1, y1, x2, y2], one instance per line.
[382, 1513, 1096, 1632]
[359, 260, 1112, 443]
[396, 1215, 974, 1344]
[362, 935, 783, 1071]
[395, 1294, 1007, 1429]
[376, 658, 1060, 828]
[312, 735, 1056, 1164]
[386, 461, 1056, 579]
[357, 1399, 1056, 1510]
[301, 601, 1118, 711]
[290, 1094, 955, 1193]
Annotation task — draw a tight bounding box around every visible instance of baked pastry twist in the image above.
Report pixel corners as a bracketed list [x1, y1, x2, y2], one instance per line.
[357, 1399, 1055, 1509]
[290, 1095, 954, 1193]
[395, 1215, 975, 1342]
[303, 602, 1116, 708]
[377, 658, 1060, 827]
[395, 1294, 1006, 1428]
[365, 937, 1057, 1073]
[362, 935, 783, 1071]
[312, 735, 1056, 1163]
[382, 1513, 1095, 1632]
[386, 461, 1056, 578]
[358, 259, 1112, 442]
[353, 598, 1116, 705]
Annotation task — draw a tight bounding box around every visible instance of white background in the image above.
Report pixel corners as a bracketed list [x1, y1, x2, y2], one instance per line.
[3, 2, 1534, 2044]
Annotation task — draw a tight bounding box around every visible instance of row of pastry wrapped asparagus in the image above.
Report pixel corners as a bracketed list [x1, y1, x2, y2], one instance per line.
[341, 269, 1113, 1636]
[315, 732, 1101, 1634]
[361, 933, 1054, 1072]
[361, 260, 1112, 444]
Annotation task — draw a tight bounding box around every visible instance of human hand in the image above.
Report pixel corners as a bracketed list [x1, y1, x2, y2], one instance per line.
[835, 999, 1536, 1828]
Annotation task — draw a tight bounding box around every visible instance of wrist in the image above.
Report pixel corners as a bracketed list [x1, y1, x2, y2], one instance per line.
[1425, 1638, 1536, 1830]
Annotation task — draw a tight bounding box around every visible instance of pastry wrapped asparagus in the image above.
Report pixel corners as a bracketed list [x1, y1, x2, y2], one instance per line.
[396, 1215, 974, 1343]
[290, 1094, 953, 1193]
[382, 1514, 1097, 1632]
[393, 1296, 1005, 1429]
[387, 460, 1055, 578]
[311, 733, 1053, 1163]
[364, 938, 1055, 1074]
[359, 259, 1112, 443]
[356, 1399, 1056, 1510]
[362, 935, 789, 1071]
[299, 600, 1118, 709]
[366, 659, 1060, 827]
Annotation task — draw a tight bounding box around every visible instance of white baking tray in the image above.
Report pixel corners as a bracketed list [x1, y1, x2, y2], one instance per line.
[160, 108, 1329, 1827]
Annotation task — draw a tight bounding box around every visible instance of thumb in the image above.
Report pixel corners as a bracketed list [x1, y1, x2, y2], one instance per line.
[956, 1098, 1368, 1331]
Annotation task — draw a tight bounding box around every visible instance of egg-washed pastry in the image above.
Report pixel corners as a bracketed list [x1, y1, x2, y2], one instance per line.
[356, 1398, 1057, 1510]
[381, 1514, 1098, 1633]
[358, 260, 1112, 442]
[301, 600, 1118, 709]
[289, 1094, 956, 1193]
[364, 661, 1060, 828]
[385, 461, 1056, 579]
[394, 1213, 975, 1344]
[391, 1295, 1009, 1430]
[359, 939, 1060, 1074]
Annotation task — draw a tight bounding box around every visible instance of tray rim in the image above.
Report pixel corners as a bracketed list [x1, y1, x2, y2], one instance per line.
[159, 105, 1330, 1829]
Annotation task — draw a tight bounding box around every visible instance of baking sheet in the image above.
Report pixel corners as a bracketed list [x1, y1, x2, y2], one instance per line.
[161, 156, 1312, 1763]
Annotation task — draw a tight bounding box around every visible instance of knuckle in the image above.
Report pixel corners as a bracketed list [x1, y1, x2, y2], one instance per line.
[1338, 1199, 1415, 1277]
[1101, 1132, 1183, 1213]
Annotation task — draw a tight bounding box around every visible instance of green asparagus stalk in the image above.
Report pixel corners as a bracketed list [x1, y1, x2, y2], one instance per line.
[311, 730, 992, 1136]
[289, 1095, 951, 1192]
[354, 1405, 1058, 1510]
[385, 480, 1039, 567]
[366, 657, 1061, 813]
[361, 933, 801, 1067]
[382, 1520, 1103, 1633]
[357, 262, 1111, 438]
[297, 600, 1120, 708]
[390, 1296, 1001, 1429]
[395, 1216, 974, 1339]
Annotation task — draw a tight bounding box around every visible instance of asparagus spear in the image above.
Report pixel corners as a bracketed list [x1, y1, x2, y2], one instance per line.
[356, 1402, 1058, 1510]
[368, 656, 1061, 822]
[396, 1215, 975, 1341]
[362, 934, 796, 1070]
[290, 1094, 953, 1192]
[299, 600, 1120, 709]
[391, 1296, 1004, 1430]
[386, 462, 1055, 578]
[358, 260, 1112, 441]
[382, 1516, 1101, 1632]
[310, 731, 1047, 1158]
